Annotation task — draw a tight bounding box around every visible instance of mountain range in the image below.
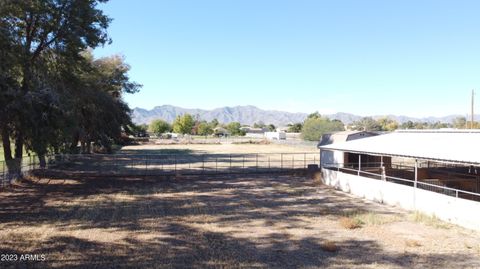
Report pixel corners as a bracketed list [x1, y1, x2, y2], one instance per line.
[132, 105, 471, 126]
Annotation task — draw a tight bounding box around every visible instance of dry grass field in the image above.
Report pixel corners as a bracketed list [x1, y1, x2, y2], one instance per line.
[1, 144, 480, 268]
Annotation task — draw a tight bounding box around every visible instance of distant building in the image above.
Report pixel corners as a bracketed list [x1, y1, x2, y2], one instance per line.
[243, 127, 268, 138]
[213, 127, 230, 137]
[264, 131, 287, 140]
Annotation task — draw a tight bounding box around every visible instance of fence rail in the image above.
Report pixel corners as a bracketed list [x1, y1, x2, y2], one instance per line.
[0, 154, 71, 187]
[1, 152, 320, 187]
[323, 163, 480, 202]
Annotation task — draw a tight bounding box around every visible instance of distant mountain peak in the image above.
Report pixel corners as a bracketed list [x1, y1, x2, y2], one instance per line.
[131, 105, 472, 126]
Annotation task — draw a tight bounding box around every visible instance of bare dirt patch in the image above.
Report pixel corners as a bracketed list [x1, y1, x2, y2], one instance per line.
[121, 142, 318, 155]
[1, 173, 480, 268]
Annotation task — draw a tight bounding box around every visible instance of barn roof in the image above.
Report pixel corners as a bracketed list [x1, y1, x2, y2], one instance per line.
[319, 130, 480, 165]
[318, 131, 378, 147]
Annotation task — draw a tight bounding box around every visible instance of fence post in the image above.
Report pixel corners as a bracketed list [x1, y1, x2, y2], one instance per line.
[216, 157, 218, 174]
[304, 153, 306, 169]
[243, 156, 245, 169]
[292, 155, 294, 170]
[174, 155, 177, 174]
[281, 153, 283, 171]
[202, 155, 205, 174]
[230, 154, 232, 172]
[145, 155, 148, 177]
[256, 153, 258, 173]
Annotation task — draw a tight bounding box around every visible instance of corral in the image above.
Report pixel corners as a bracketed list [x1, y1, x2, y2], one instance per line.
[1, 143, 480, 268]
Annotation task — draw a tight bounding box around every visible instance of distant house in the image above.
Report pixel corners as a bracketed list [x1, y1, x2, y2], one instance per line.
[264, 131, 287, 140]
[243, 127, 268, 138]
[318, 131, 378, 167]
[213, 127, 230, 137]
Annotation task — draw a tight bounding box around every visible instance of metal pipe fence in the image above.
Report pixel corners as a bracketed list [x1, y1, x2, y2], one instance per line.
[0, 154, 72, 188]
[323, 163, 480, 202]
[1, 152, 320, 187]
[40, 152, 319, 178]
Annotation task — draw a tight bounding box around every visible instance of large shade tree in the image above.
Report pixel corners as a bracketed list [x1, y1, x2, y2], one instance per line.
[0, 0, 141, 177]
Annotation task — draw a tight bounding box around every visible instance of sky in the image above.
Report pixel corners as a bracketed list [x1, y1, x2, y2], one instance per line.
[94, 0, 480, 117]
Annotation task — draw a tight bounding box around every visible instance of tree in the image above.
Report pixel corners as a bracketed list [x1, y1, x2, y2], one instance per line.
[0, 0, 111, 175]
[210, 119, 219, 128]
[172, 114, 195, 134]
[149, 120, 171, 136]
[351, 117, 382, 131]
[253, 121, 265, 128]
[226, 122, 245, 136]
[301, 116, 344, 141]
[267, 124, 276, 132]
[307, 111, 321, 119]
[197, 122, 214, 136]
[287, 123, 303, 133]
[67, 51, 140, 154]
[377, 117, 399, 131]
[400, 120, 415, 129]
[452, 117, 467, 129]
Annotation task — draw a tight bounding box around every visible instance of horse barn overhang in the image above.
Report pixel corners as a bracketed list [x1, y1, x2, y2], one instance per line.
[319, 130, 480, 166]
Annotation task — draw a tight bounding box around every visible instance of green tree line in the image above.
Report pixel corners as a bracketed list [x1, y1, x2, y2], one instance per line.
[0, 0, 140, 176]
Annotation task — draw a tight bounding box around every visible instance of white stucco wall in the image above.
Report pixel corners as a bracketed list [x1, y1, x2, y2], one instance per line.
[322, 168, 480, 231]
[320, 150, 345, 168]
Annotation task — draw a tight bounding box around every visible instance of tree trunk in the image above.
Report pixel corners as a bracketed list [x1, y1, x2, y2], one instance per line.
[2, 128, 21, 181]
[81, 141, 86, 154]
[39, 154, 46, 169]
[14, 131, 23, 159]
[1, 128, 12, 161]
[86, 141, 91, 154]
[70, 132, 80, 153]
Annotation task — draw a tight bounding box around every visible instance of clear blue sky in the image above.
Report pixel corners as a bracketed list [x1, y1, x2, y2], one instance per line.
[94, 0, 480, 117]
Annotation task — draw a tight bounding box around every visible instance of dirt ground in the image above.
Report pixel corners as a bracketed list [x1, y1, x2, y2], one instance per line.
[1, 144, 480, 268]
[1, 174, 480, 268]
[122, 141, 319, 154]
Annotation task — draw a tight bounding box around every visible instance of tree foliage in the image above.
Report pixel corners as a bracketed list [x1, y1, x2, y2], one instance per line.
[287, 123, 303, 133]
[197, 121, 214, 136]
[149, 120, 171, 136]
[0, 0, 140, 174]
[172, 114, 195, 134]
[301, 115, 344, 141]
[226, 122, 245, 136]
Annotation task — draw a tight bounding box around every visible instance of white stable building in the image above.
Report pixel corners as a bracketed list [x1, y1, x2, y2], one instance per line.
[319, 129, 480, 231]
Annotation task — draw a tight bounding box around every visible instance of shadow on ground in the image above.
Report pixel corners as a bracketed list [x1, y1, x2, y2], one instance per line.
[0, 174, 478, 268]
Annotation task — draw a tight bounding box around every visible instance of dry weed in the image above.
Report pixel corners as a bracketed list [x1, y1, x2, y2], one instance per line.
[410, 211, 451, 229]
[405, 239, 422, 247]
[321, 240, 339, 252]
[339, 217, 362, 229]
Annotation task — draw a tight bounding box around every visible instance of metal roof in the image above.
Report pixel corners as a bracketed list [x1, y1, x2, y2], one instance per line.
[319, 130, 480, 165]
[318, 131, 378, 147]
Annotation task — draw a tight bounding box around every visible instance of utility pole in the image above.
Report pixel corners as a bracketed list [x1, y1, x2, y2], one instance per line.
[471, 89, 475, 129]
